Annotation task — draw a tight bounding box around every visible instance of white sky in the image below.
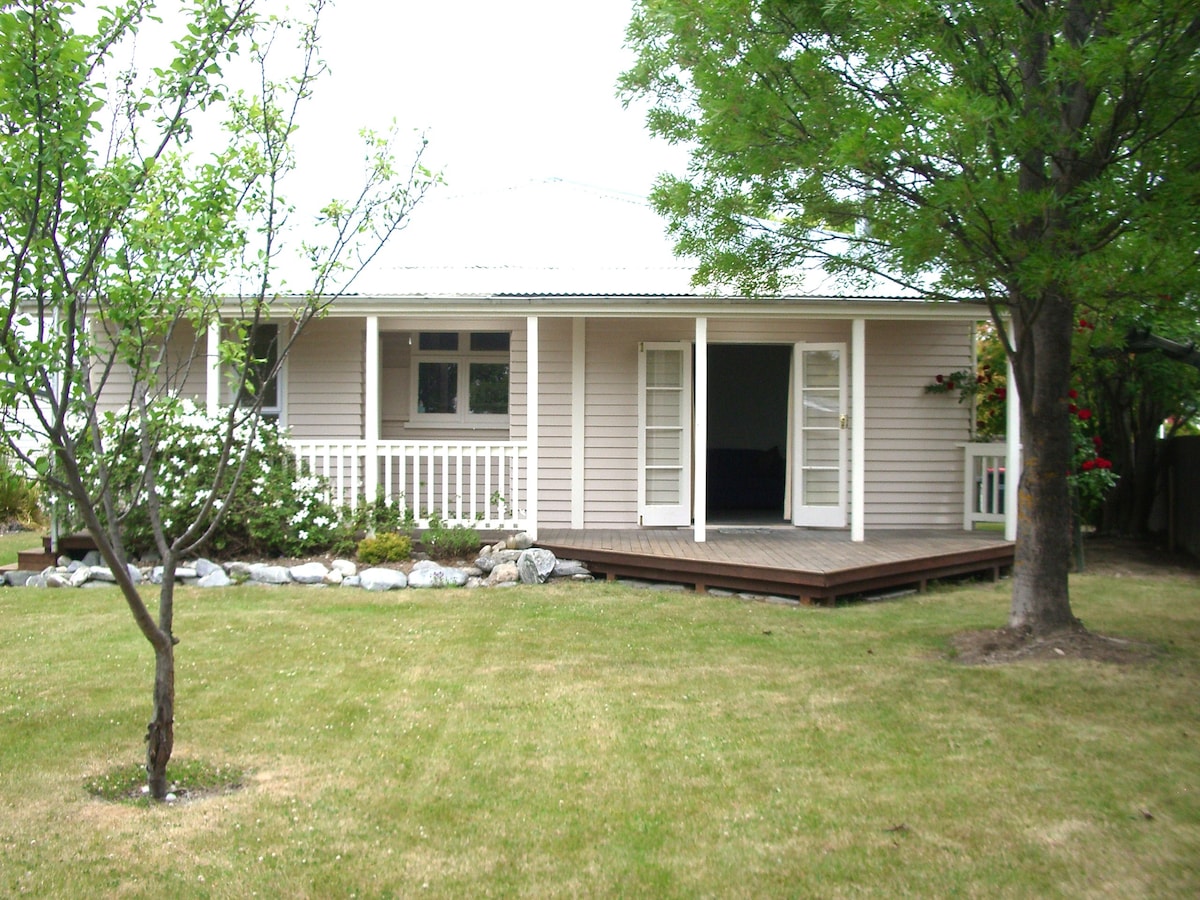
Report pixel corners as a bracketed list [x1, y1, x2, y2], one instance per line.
[299, 0, 685, 201]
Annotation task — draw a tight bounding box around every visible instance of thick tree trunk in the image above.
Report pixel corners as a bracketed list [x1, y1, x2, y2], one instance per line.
[1008, 296, 1083, 634]
[145, 641, 175, 800]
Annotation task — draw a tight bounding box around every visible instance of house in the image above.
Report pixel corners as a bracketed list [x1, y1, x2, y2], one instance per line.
[100, 180, 1020, 546]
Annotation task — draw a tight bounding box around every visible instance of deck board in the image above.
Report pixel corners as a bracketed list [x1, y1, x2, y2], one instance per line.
[538, 527, 1014, 603]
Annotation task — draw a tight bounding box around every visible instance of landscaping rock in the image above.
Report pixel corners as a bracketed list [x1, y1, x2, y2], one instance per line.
[323, 569, 344, 586]
[248, 564, 292, 585]
[82, 550, 102, 567]
[68, 566, 93, 588]
[227, 561, 254, 580]
[194, 558, 222, 578]
[331, 559, 357, 577]
[289, 562, 329, 584]
[552, 559, 590, 578]
[198, 568, 232, 588]
[487, 561, 519, 586]
[5, 570, 40, 587]
[517, 548, 556, 585]
[359, 568, 407, 591]
[45, 573, 69, 588]
[341, 575, 362, 589]
[407, 560, 468, 589]
[511, 532, 534, 551]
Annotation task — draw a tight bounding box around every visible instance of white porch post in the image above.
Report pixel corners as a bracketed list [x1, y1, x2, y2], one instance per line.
[570, 318, 586, 529]
[1005, 352, 1020, 541]
[526, 315, 540, 540]
[206, 320, 221, 416]
[364, 316, 380, 502]
[851, 318, 866, 542]
[694, 317, 708, 543]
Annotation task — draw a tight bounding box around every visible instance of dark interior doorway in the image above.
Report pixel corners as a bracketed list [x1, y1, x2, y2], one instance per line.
[706, 344, 791, 522]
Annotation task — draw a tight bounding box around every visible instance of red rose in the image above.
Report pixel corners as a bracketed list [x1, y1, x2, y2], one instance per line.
[977, 374, 985, 383]
[935, 374, 944, 383]
[947, 380, 956, 390]
[1068, 389, 1078, 400]
[1097, 458, 1113, 469]
[1081, 459, 1096, 471]
[1078, 408, 1092, 420]
[1093, 435, 1103, 447]
[1069, 404, 1078, 414]
[994, 387, 1007, 400]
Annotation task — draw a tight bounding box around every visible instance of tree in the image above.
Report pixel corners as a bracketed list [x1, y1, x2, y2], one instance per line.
[0, 0, 437, 798]
[622, 0, 1200, 633]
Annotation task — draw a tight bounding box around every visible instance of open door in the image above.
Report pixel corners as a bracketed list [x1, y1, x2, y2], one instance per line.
[791, 343, 847, 527]
[638, 342, 692, 526]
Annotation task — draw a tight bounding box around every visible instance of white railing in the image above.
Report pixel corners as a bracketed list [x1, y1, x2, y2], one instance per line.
[289, 440, 528, 530]
[963, 443, 1008, 530]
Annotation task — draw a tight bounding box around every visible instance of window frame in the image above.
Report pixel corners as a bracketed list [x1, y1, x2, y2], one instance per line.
[236, 322, 285, 422]
[409, 331, 510, 428]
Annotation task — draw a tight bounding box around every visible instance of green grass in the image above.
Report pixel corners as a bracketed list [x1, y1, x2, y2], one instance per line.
[0, 528, 39, 567]
[0, 571, 1197, 898]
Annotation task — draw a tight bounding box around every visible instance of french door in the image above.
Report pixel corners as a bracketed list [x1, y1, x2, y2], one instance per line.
[638, 342, 692, 526]
[791, 343, 847, 527]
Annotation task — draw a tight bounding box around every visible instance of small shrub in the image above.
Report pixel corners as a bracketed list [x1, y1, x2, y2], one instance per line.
[0, 453, 42, 526]
[357, 532, 412, 564]
[422, 514, 481, 560]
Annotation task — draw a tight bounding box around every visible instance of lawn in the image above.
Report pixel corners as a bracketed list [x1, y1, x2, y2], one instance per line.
[0, 569, 1197, 898]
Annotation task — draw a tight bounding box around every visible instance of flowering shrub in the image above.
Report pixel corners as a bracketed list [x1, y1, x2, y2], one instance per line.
[68, 398, 338, 558]
[926, 367, 1007, 440]
[1067, 395, 1118, 522]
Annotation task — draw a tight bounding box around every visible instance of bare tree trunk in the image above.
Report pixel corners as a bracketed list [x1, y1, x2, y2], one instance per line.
[1008, 296, 1083, 634]
[146, 640, 175, 800]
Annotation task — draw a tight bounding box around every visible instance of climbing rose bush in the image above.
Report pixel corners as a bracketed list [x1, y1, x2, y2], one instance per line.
[68, 398, 337, 558]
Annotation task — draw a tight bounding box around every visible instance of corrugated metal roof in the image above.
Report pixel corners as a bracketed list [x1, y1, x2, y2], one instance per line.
[339, 178, 929, 301]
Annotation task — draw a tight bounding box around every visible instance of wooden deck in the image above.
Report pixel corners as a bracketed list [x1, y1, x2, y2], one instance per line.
[538, 527, 1015, 604]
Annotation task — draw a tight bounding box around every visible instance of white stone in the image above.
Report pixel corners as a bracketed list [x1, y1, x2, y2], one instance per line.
[330, 559, 357, 576]
[289, 562, 329, 584]
[45, 573, 69, 588]
[198, 569, 232, 588]
[359, 568, 408, 591]
[511, 532, 534, 550]
[517, 548, 557, 585]
[323, 569, 344, 586]
[194, 558, 222, 577]
[248, 564, 292, 585]
[341, 575, 362, 589]
[552, 559, 590, 578]
[68, 566, 93, 587]
[486, 561, 519, 586]
[407, 561, 468, 589]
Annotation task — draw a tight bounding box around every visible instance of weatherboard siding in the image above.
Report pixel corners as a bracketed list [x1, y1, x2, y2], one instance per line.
[863, 319, 974, 528]
[286, 318, 364, 438]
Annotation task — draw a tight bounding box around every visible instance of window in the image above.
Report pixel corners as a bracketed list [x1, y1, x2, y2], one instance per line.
[237, 323, 282, 418]
[412, 331, 510, 425]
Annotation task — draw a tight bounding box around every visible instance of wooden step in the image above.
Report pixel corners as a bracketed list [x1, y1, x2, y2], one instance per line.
[18, 549, 57, 570]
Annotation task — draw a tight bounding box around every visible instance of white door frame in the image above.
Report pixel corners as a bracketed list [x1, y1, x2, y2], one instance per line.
[638, 341, 693, 527]
[791, 342, 848, 527]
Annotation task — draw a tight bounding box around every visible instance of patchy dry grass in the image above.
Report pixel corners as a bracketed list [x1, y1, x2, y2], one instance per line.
[0, 564, 1197, 898]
